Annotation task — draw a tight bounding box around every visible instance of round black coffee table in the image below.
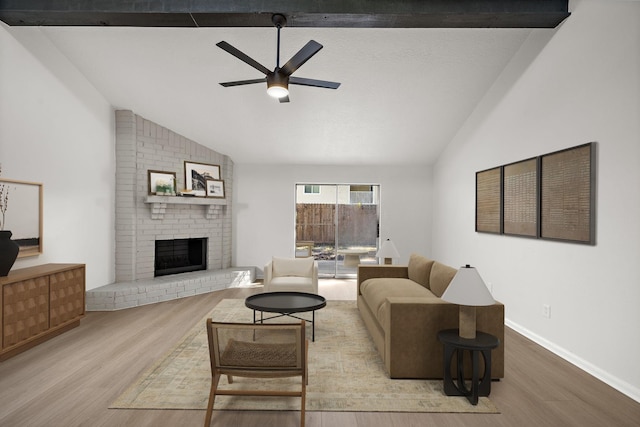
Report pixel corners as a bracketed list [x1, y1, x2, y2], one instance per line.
[245, 292, 327, 341]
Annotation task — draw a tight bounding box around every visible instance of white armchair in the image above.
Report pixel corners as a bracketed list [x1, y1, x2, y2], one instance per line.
[264, 256, 319, 294]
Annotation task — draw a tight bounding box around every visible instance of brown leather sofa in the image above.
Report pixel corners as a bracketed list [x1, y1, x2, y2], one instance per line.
[357, 254, 505, 379]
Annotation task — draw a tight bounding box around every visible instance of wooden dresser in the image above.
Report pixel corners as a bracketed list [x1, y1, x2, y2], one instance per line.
[1, 263, 85, 361]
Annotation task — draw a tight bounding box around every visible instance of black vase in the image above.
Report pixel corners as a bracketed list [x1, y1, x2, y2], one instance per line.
[0, 230, 20, 277]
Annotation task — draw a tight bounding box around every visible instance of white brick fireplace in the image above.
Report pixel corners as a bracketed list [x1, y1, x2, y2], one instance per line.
[85, 110, 252, 311]
[114, 110, 233, 282]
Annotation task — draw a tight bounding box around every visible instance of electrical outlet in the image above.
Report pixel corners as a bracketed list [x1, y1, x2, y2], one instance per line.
[542, 304, 551, 319]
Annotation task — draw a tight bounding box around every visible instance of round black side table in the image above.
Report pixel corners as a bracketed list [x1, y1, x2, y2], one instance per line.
[437, 329, 500, 405]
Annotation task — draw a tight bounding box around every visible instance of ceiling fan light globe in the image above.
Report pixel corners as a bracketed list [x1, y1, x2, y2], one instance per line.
[267, 85, 289, 98]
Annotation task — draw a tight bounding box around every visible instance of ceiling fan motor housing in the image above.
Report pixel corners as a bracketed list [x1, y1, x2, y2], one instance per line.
[267, 70, 289, 97]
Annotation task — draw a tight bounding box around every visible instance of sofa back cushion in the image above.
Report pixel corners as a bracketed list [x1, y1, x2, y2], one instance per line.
[429, 262, 458, 297]
[272, 256, 314, 278]
[407, 254, 434, 289]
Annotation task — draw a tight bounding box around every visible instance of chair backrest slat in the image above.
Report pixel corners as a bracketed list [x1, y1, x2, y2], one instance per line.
[206, 319, 306, 374]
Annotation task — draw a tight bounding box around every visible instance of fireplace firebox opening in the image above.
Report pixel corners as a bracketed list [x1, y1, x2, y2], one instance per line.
[155, 238, 207, 277]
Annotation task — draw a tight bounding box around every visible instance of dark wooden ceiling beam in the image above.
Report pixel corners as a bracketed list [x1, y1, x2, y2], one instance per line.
[0, 0, 570, 28]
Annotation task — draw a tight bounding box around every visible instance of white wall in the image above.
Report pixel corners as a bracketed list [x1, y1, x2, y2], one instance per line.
[432, 0, 640, 401]
[0, 24, 116, 290]
[233, 164, 432, 274]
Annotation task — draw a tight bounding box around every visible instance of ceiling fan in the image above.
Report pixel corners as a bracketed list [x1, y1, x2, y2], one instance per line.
[216, 13, 340, 103]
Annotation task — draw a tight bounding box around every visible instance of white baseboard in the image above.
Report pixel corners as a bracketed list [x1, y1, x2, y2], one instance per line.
[505, 319, 640, 404]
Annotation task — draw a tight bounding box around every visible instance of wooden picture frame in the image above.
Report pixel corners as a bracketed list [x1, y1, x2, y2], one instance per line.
[540, 143, 596, 244]
[148, 170, 176, 195]
[184, 161, 220, 197]
[205, 179, 225, 199]
[476, 167, 502, 234]
[0, 178, 43, 258]
[503, 157, 538, 238]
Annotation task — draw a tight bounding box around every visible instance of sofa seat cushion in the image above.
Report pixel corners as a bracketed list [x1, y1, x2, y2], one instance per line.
[269, 276, 314, 288]
[361, 278, 437, 325]
[272, 256, 314, 278]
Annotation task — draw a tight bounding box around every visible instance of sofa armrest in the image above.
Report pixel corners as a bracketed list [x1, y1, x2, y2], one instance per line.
[357, 265, 409, 294]
[264, 261, 273, 286]
[383, 297, 505, 379]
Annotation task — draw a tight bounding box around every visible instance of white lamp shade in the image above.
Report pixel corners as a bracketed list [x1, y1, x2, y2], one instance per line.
[376, 239, 400, 259]
[440, 265, 495, 306]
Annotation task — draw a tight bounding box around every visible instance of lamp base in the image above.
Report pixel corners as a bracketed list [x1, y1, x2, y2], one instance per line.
[383, 258, 392, 265]
[459, 305, 477, 339]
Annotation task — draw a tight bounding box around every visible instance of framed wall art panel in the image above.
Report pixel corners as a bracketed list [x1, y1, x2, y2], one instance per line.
[476, 167, 502, 234]
[540, 143, 596, 244]
[503, 157, 538, 238]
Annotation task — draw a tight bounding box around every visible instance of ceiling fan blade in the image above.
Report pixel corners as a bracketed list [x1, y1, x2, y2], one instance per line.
[216, 41, 271, 75]
[280, 40, 323, 76]
[289, 76, 341, 89]
[219, 78, 266, 87]
[278, 95, 290, 103]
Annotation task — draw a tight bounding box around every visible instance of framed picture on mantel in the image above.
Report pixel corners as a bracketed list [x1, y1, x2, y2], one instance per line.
[205, 179, 225, 199]
[184, 161, 220, 197]
[148, 170, 176, 196]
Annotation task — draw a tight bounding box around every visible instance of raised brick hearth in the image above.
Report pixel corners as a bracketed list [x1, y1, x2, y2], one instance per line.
[86, 267, 255, 311]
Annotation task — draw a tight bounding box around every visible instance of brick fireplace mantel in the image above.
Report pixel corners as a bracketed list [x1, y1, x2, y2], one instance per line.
[144, 195, 226, 220]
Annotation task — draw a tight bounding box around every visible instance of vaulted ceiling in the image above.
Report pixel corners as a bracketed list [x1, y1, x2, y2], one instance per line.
[1, 1, 569, 165]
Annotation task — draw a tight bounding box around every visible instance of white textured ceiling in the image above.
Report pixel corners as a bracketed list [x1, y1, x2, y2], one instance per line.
[24, 26, 534, 165]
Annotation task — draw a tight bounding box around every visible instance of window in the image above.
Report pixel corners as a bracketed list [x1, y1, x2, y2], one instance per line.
[304, 185, 320, 194]
[350, 185, 374, 204]
[296, 184, 380, 278]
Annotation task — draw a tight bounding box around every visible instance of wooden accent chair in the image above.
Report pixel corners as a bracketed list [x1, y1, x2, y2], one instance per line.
[204, 319, 309, 427]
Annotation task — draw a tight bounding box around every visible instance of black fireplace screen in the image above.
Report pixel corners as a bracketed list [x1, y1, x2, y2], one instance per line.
[155, 238, 207, 277]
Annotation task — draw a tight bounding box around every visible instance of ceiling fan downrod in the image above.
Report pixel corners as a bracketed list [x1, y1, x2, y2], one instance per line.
[272, 14, 287, 69]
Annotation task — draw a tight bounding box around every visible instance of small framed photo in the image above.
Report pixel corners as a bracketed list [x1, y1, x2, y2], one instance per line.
[148, 170, 176, 195]
[184, 161, 220, 196]
[206, 179, 225, 199]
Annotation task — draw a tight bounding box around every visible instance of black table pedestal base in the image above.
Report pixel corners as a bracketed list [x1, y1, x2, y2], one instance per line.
[438, 329, 499, 406]
[442, 346, 492, 405]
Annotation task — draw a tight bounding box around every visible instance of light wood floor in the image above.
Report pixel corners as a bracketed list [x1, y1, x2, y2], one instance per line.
[0, 279, 638, 427]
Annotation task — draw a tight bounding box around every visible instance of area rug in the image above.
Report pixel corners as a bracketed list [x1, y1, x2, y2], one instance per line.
[111, 299, 498, 413]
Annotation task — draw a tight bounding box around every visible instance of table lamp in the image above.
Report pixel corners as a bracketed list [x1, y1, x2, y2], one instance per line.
[440, 264, 495, 339]
[376, 239, 400, 265]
